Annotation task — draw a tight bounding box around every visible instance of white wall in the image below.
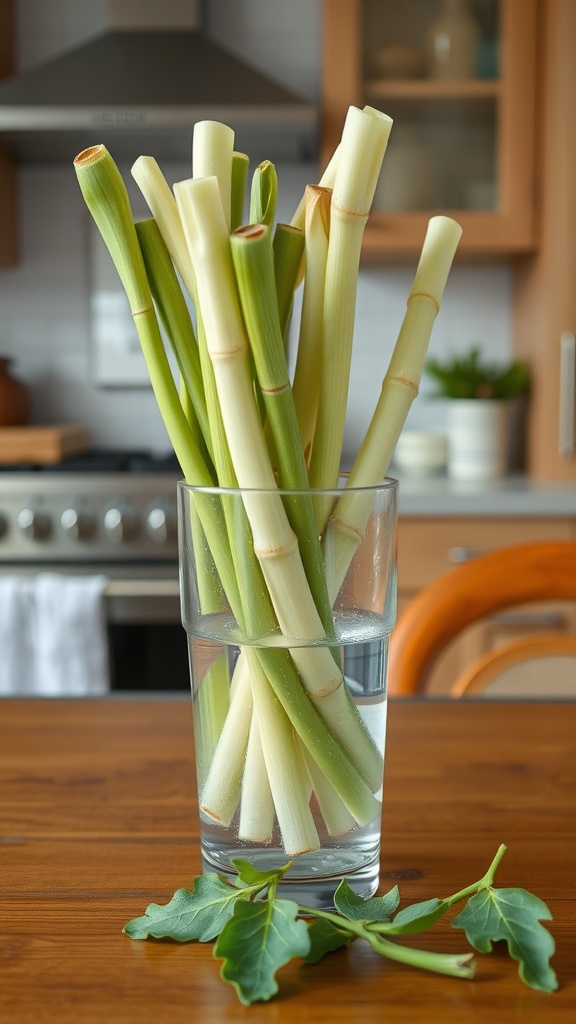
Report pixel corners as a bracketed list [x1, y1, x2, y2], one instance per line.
[0, 0, 512, 459]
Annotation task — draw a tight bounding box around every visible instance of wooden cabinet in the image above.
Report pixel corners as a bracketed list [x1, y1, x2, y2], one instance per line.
[321, 0, 538, 259]
[0, 0, 17, 266]
[513, 0, 576, 481]
[396, 516, 576, 692]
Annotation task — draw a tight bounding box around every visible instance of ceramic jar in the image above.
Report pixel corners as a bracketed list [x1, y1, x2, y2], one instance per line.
[447, 399, 508, 481]
[426, 0, 480, 80]
[0, 357, 31, 426]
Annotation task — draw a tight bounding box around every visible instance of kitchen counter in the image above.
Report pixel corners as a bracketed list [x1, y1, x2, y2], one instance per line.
[395, 474, 576, 517]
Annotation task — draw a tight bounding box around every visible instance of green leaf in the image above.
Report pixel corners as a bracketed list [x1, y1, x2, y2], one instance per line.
[305, 918, 354, 963]
[215, 897, 310, 1005]
[334, 880, 400, 922]
[123, 874, 240, 942]
[452, 887, 558, 992]
[231, 857, 291, 888]
[384, 897, 450, 935]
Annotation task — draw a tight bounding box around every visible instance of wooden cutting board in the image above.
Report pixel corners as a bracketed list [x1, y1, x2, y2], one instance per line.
[0, 425, 89, 464]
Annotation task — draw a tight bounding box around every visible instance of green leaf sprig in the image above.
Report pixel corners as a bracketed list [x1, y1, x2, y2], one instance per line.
[123, 844, 557, 1005]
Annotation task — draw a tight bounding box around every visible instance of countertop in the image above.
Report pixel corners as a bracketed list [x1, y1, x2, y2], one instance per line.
[396, 473, 576, 517]
[1, 696, 574, 1023]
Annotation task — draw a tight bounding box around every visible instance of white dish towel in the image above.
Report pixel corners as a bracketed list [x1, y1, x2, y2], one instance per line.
[0, 573, 110, 696]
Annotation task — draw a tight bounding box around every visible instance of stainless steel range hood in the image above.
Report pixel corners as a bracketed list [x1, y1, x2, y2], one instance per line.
[0, 3, 316, 164]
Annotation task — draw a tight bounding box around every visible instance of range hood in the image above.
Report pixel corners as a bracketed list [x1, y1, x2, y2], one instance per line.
[0, 3, 316, 164]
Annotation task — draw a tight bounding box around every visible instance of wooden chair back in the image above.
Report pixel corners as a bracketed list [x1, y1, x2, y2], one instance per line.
[450, 632, 576, 696]
[389, 540, 576, 695]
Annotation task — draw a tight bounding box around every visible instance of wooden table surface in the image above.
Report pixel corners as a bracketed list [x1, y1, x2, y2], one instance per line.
[0, 697, 574, 1023]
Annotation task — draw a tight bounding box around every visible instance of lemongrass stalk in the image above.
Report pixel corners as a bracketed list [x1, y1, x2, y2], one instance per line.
[193, 651, 231, 790]
[255, 645, 380, 825]
[75, 146, 245, 624]
[230, 222, 336, 640]
[175, 175, 382, 790]
[245, 649, 320, 856]
[249, 160, 278, 227]
[75, 148, 204, 484]
[292, 186, 331, 464]
[200, 653, 253, 825]
[289, 144, 340, 290]
[300, 740, 356, 836]
[76, 145, 376, 829]
[231, 151, 249, 231]
[290, 144, 340, 230]
[206, 638, 381, 827]
[192, 120, 235, 230]
[309, 107, 393, 527]
[272, 223, 305, 341]
[325, 216, 463, 600]
[131, 156, 197, 301]
[135, 218, 211, 453]
[238, 705, 275, 844]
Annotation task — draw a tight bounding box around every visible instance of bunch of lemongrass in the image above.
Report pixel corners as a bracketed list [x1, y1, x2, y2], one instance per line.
[74, 106, 461, 857]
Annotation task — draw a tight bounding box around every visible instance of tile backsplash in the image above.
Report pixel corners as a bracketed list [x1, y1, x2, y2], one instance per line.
[0, 0, 512, 460]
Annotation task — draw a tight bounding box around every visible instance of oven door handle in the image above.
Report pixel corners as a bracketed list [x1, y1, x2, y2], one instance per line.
[104, 579, 180, 598]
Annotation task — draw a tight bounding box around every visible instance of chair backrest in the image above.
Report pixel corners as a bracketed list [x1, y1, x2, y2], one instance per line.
[450, 632, 576, 697]
[389, 540, 576, 695]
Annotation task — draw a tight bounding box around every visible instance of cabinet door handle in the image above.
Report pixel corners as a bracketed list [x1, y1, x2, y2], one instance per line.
[559, 331, 576, 459]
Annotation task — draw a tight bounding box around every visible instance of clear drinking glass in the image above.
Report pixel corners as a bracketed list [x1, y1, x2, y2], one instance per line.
[178, 480, 398, 909]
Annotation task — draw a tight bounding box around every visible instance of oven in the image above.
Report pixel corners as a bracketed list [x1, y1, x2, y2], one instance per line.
[0, 450, 190, 691]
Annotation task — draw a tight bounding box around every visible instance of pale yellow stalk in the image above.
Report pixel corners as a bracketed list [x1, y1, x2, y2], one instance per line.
[200, 654, 253, 825]
[131, 156, 197, 301]
[174, 174, 382, 791]
[300, 740, 357, 836]
[238, 703, 275, 844]
[309, 106, 393, 529]
[325, 216, 463, 600]
[292, 185, 331, 464]
[192, 119, 235, 230]
[245, 649, 320, 856]
[290, 144, 340, 230]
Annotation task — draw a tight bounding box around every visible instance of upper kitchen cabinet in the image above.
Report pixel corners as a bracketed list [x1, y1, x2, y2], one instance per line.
[321, 0, 538, 259]
[0, 0, 17, 266]
[513, 0, 576, 481]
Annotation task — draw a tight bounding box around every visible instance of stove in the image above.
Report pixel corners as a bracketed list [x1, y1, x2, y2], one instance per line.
[0, 449, 182, 563]
[0, 449, 189, 691]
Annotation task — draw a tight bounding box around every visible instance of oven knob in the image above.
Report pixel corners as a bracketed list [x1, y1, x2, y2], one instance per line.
[103, 505, 140, 542]
[146, 506, 177, 544]
[17, 507, 52, 540]
[60, 507, 96, 541]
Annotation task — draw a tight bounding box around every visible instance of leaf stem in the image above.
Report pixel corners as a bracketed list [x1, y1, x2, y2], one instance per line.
[445, 844, 507, 907]
[298, 905, 475, 979]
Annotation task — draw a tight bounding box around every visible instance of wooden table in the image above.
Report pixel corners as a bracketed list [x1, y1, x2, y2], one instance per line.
[0, 697, 574, 1023]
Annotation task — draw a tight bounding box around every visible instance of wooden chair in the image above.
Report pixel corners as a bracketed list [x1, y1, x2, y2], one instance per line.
[389, 540, 576, 696]
[451, 632, 576, 697]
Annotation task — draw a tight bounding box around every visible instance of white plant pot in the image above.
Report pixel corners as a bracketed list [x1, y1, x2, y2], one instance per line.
[447, 400, 508, 481]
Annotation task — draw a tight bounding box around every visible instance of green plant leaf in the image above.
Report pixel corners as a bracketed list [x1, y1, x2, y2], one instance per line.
[305, 917, 354, 963]
[214, 897, 310, 1005]
[334, 880, 400, 922]
[452, 887, 558, 992]
[123, 874, 241, 942]
[231, 857, 291, 888]
[383, 897, 450, 935]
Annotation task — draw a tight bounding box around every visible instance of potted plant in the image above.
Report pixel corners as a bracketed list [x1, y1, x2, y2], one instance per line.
[425, 346, 531, 480]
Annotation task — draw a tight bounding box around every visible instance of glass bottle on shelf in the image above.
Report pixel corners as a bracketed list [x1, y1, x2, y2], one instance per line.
[425, 0, 480, 79]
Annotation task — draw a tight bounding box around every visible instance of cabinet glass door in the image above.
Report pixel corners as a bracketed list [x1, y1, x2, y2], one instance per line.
[321, 0, 537, 258]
